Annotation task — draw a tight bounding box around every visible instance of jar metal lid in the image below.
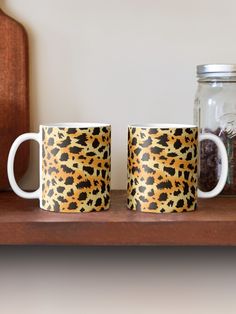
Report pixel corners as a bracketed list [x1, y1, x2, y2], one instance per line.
[197, 64, 236, 78]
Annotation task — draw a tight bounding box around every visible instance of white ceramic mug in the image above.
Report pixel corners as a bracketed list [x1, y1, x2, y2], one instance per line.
[127, 124, 228, 213]
[8, 123, 111, 213]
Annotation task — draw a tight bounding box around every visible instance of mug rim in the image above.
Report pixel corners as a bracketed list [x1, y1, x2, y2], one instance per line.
[40, 122, 111, 128]
[128, 123, 197, 129]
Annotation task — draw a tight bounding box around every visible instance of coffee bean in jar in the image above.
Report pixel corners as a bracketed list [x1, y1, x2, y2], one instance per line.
[194, 64, 236, 196]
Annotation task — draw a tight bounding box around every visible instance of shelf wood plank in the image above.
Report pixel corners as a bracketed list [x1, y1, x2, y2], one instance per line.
[0, 191, 236, 245]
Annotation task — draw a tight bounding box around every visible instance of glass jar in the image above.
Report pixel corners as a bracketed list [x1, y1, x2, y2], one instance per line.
[194, 64, 236, 196]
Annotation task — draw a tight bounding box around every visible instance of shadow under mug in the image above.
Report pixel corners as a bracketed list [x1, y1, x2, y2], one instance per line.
[8, 123, 111, 213]
[127, 124, 228, 213]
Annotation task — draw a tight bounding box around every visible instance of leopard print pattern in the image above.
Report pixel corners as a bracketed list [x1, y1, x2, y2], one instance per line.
[41, 126, 111, 213]
[127, 126, 198, 213]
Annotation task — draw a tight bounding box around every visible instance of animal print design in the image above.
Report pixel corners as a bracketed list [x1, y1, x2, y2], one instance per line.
[127, 127, 198, 213]
[41, 126, 111, 213]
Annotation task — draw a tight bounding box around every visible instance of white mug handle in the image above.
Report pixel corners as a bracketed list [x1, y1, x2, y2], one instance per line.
[198, 133, 228, 198]
[7, 133, 41, 199]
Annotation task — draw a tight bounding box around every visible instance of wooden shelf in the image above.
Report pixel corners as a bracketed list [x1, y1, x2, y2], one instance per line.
[0, 191, 236, 245]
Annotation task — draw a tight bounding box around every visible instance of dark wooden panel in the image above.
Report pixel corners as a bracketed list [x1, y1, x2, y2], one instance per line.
[0, 9, 29, 190]
[0, 191, 235, 245]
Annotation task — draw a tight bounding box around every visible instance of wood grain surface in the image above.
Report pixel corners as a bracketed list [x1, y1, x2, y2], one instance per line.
[0, 190, 236, 245]
[0, 8, 29, 190]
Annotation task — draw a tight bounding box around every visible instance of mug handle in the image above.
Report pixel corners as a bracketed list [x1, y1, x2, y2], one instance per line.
[7, 133, 41, 199]
[198, 133, 228, 198]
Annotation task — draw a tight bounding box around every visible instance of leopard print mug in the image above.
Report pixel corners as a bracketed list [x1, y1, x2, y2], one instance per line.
[127, 124, 228, 213]
[8, 123, 111, 213]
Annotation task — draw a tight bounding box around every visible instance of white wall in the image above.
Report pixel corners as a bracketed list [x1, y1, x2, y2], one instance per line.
[2, 1, 236, 313]
[3, 0, 236, 190]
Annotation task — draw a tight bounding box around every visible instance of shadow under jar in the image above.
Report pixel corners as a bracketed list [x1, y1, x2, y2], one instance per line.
[194, 64, 236, 196]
